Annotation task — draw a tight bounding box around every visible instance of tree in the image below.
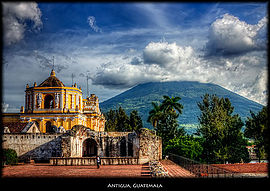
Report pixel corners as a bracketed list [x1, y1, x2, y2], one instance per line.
[148, 95, 185, 148]
[160, 95, 183, 114]
[116, 107, 130, 132]
[156, 110, 182, 146]
[164, 135, 203, 161]
[147, 102, 163, 128]
[129, 110, 143, 132]
[105, 107, 143, 132]
[105, 109, 118, 132]
[244, 106, 268, 162]
[197, 94, 250, 164]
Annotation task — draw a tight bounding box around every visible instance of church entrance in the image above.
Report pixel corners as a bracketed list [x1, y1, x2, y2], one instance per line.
[82, 138, 97, 157]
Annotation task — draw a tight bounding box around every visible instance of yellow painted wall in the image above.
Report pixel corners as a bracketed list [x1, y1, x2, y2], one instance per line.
[2, 114, 20, 123]
[68, 94, 72, 109]
[67, 119, 71, 129]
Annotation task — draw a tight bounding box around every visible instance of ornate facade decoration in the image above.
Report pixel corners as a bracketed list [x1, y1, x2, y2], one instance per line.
[4, 69, 105, 133]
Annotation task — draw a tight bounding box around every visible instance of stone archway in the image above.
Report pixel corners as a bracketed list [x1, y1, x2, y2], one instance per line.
[82, 138, 97, 157]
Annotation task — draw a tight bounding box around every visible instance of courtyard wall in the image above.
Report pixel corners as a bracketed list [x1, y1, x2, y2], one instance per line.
[2, 128, 162, 164]
[2, 133, 63, 161]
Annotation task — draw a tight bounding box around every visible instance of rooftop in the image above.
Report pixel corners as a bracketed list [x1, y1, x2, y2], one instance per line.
[38, 69, 65, 87]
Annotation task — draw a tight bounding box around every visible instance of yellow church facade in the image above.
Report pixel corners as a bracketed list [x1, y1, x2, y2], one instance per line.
[3, 70, 105, 133]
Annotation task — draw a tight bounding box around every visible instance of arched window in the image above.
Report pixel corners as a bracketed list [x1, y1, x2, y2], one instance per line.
[44, 94, 54, 109]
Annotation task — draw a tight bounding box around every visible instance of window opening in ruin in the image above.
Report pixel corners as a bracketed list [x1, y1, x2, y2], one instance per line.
[105, 143, 110, 157]
[128, 142, 133, 157]
[44, 94, 54, 109]
[82, 138, 97, 157]
[46, 121, 54, 133]
[120, 137, 126, 157]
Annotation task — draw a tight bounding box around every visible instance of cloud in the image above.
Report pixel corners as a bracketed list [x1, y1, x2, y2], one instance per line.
[91, 61, 151, 89]
[34, 51, 77, 73]
[143, 41, 194, 68]
[2, 103, 9, 112]
[2, 6, 267, 107]
[205, 13, 267, 56]
[91, 41, 208, 89]
[2, 2, 42, 46]
[87, 16, 102, 33]
[134, 3, 171, 28]
[90, 40, 267, 105]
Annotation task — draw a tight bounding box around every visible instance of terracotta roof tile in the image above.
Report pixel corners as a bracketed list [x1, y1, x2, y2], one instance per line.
[3, 122, 28, 133]
[212, 163, 268, 173]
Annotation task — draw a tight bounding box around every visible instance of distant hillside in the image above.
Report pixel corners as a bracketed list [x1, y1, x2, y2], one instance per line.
[100, 81, 263, 134]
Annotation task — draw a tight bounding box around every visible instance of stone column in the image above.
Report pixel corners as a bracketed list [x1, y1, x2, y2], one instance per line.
[63, 117, 67, 130]
[25, 92, 28, 111]
[76, 94, 79, 110]
[65, 93, 69, 109]
[80, 96, 83, 111]
[71, 94, 75, 109]
[29, 94, 32, 111]
[40, 118, 45, 133]
[60, 93, 63, 109]
[126, 136, 128, 157]
[55, 93, 59, 108]
[33, 93, 36, 110]
[37, 93, 42, 109]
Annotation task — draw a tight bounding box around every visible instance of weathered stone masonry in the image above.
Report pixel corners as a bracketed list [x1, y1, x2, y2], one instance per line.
[2, 133, 63, 161]
[2, 126, 162, 164]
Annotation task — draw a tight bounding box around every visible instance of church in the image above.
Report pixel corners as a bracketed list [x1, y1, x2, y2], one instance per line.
[3, 69, 105, 133]
[2, 70, 162, 164]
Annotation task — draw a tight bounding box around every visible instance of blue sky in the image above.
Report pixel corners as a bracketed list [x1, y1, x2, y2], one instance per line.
[2, 2, 268, 112]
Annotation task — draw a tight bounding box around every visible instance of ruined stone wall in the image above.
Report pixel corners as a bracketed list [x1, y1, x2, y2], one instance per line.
[139, 128, 162, 163]
[106, 132, 139, 157]
[2, 127, 162, 164]
[2, 133, 63, 161]
[62, 129, 139, 158]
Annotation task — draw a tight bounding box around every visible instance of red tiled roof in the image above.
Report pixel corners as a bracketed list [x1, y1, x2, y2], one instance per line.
[212, 163, 268, 173]
[3, 122, 28, 133]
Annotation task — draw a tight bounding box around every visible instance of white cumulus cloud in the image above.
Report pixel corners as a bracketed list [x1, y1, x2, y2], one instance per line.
[92, 41, 209, 89]
[2, 2, 42, 46]
[91, 40, 267, 105]
[206, 13, 267, 55]
[143, 41, 194, 68]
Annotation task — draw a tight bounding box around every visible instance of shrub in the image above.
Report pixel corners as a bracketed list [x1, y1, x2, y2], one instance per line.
[3, 149, 18, 165]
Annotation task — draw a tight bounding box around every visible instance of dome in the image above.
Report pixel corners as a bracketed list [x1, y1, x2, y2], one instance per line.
[38, 69, 65, 87]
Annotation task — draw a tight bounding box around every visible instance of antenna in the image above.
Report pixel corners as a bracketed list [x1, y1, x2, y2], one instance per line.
[52, 56, 55, 70]
[71, 73, 75, 86]
[86, 74, 89, 97]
